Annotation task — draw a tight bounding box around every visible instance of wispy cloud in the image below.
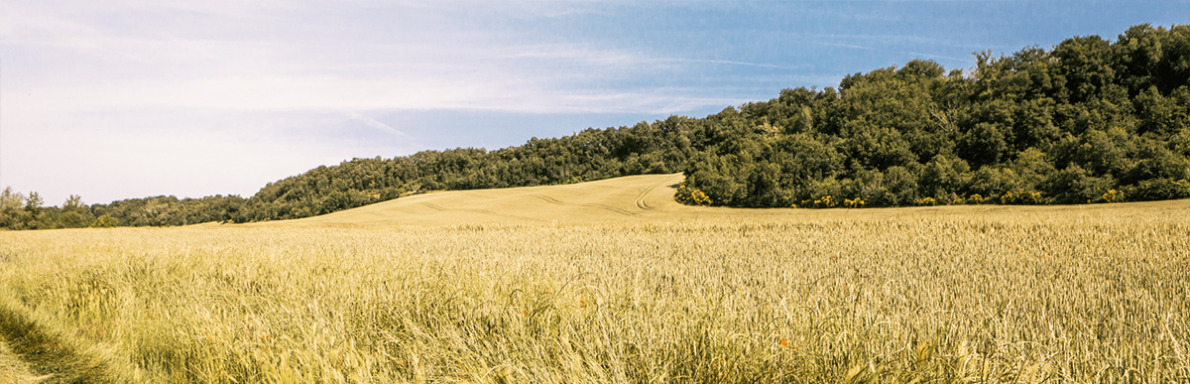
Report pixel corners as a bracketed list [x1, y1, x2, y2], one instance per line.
[0, 1, 749, 203]
[817, 42, 878, 51]
[493, 43, 643, 68]
[343, 111, 410, 139]
[8, 0, 1168, 204]
[664, 58, 803, 70]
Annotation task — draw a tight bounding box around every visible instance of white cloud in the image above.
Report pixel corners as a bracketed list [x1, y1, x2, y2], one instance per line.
[0, 1, 771, 203]
[2, 1, 702, 114]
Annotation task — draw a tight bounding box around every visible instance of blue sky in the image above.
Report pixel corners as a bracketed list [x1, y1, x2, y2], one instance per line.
[2, 1, 1188, 205]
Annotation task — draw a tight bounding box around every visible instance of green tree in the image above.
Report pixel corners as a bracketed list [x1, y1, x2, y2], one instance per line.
[919, 154, 970, 199]
[1041, 165, 1115, 204]
[1, 187, 29, 229]
[958, 123, 1008, 167]
[90, 214, 120, 228]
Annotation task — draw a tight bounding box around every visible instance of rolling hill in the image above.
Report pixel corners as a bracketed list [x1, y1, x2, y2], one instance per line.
[282, 173, 689, 226]
[262, 173, 1190, 227]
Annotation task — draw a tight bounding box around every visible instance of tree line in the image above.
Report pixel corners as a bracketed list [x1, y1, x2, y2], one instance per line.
[679, 24, 1189, 207]
[1, 188, 244, 229]
[2, 24, 1187, 229]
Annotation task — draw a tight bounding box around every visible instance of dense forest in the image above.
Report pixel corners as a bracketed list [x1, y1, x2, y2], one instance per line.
[2, 24, 1187, 229]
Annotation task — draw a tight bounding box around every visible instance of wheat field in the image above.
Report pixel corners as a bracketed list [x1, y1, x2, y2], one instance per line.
[1, 174, 1188, 383]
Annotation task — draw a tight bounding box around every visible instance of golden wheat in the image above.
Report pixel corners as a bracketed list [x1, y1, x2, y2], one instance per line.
[1, 175, 1187, 383]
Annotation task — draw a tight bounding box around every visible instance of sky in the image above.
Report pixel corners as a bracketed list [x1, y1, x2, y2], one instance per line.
[2, 1, 1188, 205]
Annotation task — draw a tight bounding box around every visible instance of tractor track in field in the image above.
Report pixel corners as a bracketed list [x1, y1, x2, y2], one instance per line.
[0, 300, 120, 383]
[531, 195, 638, 216]
[1, 338, 45, 384]
[532, 195, 565, 205]
[634, 182, 661, 211]
[421, 202, 545, 222]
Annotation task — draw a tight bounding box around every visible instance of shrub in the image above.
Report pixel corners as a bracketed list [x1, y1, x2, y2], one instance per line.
[1100, 189, 1123, 203]
[813, 195, 839, 208]
[1122, 178, 1190, 201]
[674, 184, 713, 206]
[965, 194, 991, 204]
[1000, 190, 1048, 205]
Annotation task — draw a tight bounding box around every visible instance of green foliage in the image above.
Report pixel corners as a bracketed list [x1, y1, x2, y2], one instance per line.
[90, 195, 245, 227]
[0, 188, 76, 230]
[1122, 178, 1190, 201]
[1041, 165, 1115, 204]
[4, 24, 1190, 230]
[958, 123, 1008, 167]
[0, 187, 31, 230]
[679, 24, 1190, 209]
[90, 214, 120, 228]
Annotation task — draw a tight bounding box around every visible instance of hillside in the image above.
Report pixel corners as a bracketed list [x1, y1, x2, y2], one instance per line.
[2, 23, 1189, 229]
[266, 173, 1190, 227]
[288, 173, 687, 226]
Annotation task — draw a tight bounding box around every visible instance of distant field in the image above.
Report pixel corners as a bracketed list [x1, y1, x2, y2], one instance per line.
[1, 174, 1188, 383]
